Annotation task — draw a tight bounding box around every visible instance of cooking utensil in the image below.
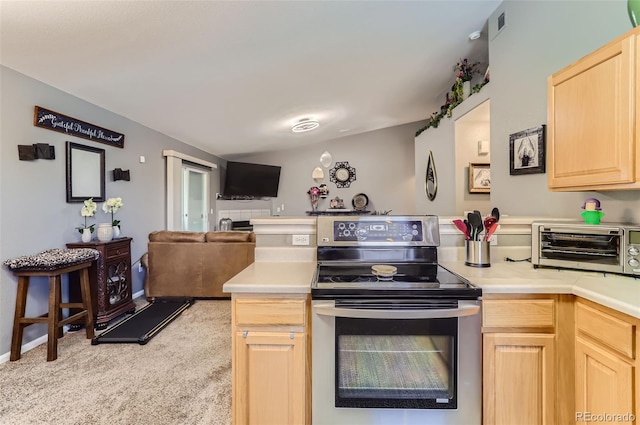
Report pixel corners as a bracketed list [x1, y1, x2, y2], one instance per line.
[468, 212, 482, 241]
[484, 216, 497, 230]
[491, 207, 500, 222]
[484, 222, 499, 241]
[453, 219, 470, 239]
[475, 215, 484, 241]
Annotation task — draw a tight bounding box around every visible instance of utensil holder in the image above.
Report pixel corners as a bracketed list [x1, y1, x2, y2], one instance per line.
[465, 240, 490, 267]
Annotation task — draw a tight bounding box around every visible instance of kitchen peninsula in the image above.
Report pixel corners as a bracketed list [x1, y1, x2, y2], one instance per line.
[224, 216, 640, 425]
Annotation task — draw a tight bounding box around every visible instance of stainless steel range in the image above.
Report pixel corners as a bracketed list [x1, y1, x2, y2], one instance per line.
[311, 215, 482, 425]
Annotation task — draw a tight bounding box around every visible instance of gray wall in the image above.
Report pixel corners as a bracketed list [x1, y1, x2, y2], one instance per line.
[488, 0, 640, 222]
[415, 86, 492, 216]
[416, 0, 640, 222]
[229, 121, 424, 216]
[0, 66, 223, 356]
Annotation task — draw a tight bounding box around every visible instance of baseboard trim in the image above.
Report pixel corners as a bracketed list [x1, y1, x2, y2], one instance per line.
[0, 290, 147, 364]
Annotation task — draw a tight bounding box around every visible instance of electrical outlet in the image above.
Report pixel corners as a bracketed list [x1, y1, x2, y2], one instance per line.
[489, 235, 498, 246]
[292, 234, 310, 246]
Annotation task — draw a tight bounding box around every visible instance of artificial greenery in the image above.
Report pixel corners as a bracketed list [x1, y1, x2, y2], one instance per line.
[415, 59, 488, 137]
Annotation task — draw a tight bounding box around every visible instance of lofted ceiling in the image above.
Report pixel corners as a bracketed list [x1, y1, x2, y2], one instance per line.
[0, 0, 500, 158]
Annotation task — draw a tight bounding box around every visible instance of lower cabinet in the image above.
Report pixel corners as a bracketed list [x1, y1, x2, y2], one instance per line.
[232, 294, 310, 425]
[483, 295, 639, 425]
[574, 299, 637, 423]
[482, 295, 570, 425]
[483, 333, 555, 425]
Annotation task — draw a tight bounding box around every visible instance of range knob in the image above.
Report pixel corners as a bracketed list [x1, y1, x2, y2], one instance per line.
[628, 246, 640, 256]
[629, 258, 640, 268]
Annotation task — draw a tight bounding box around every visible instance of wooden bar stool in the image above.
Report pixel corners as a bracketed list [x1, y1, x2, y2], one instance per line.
[4, 248, 99, 361]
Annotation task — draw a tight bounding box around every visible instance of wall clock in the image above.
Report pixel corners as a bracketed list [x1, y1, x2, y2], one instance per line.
[329, 161, 356, 188]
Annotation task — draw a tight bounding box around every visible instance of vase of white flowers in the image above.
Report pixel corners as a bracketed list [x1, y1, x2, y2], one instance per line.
[76, 198, 97, 242]
[103, 197, 123, 238]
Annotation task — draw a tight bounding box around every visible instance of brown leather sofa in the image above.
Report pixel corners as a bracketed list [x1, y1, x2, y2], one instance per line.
[142, 230, 255, 299]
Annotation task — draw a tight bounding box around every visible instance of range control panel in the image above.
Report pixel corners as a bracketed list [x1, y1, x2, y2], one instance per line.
[332, 220, 423, 242]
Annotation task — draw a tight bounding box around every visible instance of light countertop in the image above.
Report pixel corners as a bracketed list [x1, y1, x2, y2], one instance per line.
[441, 259, 640, 318]
[223, 256, 640, 319]
[223, 261, 316, 294]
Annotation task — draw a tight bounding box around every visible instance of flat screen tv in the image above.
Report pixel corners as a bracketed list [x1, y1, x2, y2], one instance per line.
[223, 161, 281, 198]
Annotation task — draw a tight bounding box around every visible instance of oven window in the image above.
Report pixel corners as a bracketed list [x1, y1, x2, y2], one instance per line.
[335, 317, 457, 409]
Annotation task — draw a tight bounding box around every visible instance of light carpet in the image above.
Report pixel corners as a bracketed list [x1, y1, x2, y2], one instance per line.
[0, 299, 232, 425]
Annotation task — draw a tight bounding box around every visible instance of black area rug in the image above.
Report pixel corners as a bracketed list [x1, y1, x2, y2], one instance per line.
[92, 298, 193, 345]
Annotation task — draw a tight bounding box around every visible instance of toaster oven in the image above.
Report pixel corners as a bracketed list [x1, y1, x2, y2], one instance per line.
[532, 222, 640, 276]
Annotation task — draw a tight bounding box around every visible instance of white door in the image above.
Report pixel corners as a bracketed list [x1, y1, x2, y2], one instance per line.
[182, 165, 209, 231]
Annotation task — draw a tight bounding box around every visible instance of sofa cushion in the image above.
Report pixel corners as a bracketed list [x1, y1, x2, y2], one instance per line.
[148, 231, 206, 243]
[205, 231, 256, 243]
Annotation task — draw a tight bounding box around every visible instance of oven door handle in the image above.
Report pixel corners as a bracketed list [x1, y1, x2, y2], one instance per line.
[313, 301, 480, 319]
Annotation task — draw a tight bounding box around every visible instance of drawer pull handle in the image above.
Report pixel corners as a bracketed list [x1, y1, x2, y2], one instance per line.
[243, 331, 248, 339]
[290, 332, 294, 340]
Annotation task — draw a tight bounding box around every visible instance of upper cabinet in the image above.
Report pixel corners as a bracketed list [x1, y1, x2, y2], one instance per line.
[547, 26, 640, 191]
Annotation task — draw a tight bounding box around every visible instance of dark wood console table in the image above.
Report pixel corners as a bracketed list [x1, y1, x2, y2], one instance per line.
[66, 237, 135, 329]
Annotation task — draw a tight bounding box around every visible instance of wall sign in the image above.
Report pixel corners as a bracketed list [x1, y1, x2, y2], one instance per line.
[34, 106, 125, 148]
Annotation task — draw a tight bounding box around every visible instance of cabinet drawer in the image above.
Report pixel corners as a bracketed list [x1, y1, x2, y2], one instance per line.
[576, 301, 634, 359]
[105, 242, 130, 260]
[235, 299, 306, 327]
[483, 299, 555, 329]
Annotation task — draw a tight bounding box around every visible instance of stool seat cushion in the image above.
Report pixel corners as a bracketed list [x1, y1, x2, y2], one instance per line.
[3, 248, 99, 272]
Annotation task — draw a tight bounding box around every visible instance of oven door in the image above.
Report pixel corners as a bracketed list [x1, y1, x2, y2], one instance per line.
[312, 300, 482, 425]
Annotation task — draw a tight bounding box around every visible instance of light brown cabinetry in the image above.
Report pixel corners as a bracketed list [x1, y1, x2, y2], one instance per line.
[483, 333, 555, 425]
[482, 295, 574, 425]
[547, 26, 640, 191]
[232, 295, 310, 425]
[574, 298, 638, 422]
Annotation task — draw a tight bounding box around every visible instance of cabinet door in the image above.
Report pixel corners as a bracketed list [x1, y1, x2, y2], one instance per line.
[483, 333, 555, 425]
[575, 336, 633, 420]
[548, 33, 635, 189]
[234, 331, 306, 425]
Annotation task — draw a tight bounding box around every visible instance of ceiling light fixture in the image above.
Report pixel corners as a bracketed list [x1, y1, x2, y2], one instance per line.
[469, 30, 481, 40]
[291, 118, 320, 133]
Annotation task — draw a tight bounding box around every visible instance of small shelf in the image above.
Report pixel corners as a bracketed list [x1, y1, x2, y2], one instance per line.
[306, 210, 371, 216]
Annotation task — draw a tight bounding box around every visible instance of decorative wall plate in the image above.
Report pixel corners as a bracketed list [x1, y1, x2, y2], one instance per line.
[352, 193, 369, 211]
[329, 161, 356, 188]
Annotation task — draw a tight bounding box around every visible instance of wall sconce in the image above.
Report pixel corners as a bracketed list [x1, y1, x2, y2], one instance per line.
[113, 168, 130, 181]
[312, 166, 324, 183]
[18, 143, 55, 160]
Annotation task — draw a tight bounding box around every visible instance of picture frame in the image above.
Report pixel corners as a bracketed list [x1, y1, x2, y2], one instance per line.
[469, 163, 491, 193]
[66, 142, 105, 203]
[509, 125, 546, 175]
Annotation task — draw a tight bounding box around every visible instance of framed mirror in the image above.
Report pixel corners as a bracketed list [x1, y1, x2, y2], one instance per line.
[66, 141, 105, 202]
[329, 161, 356, 188]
